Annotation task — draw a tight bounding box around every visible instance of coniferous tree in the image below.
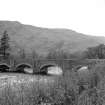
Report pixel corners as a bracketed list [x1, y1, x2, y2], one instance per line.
[0, 31, 10, 59]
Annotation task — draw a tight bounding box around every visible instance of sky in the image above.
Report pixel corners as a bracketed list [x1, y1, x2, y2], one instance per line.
[0, 0, 105, 36]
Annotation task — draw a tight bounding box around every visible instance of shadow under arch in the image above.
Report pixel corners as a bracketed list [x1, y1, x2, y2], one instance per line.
[15, 63, 33, 74]
[73, 65, 88, 72]
[0, 63, 10, 72]
[39, 64, 59, 75]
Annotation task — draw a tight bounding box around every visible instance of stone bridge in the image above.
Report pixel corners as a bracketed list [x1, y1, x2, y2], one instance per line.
[0, 58, 104, 73]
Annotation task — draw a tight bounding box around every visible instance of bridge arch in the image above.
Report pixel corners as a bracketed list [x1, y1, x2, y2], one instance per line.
[0, 63, 10, 72]
[15, 63, 33, 74]
[39, 63, 63, 75]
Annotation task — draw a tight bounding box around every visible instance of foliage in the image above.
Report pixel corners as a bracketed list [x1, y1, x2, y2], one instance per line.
[0, 30, 10, 59]
[1, 62, 105, 105]
[31, 50, 41, 73]
[85, 44, 105, 59]
[0, 72, 78, 105]
[46, 49, 69, 60]
[19, 48, 26, 59]
[1, 43, 105, 104]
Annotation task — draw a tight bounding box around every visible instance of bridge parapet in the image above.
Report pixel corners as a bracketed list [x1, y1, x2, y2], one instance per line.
[13, 58, 33, 66]
[0, 59, 11, 66]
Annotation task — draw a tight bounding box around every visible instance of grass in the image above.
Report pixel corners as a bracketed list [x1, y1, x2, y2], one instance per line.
[0, 72, 78, 105]
[0, 61, 105, 105]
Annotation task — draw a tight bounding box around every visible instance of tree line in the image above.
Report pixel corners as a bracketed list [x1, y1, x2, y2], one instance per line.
[0, 31, 39, 60]
[0, 30, 105, 60]
[84, 44, 105, 59]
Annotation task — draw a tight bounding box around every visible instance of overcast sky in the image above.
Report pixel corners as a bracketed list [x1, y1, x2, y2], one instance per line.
[0, 0, 105, 36]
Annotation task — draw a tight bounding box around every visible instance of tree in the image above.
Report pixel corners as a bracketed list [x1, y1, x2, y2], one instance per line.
[19, 48, 26, 59]
[85, 44, 105, 59]
[0, 31, 10, 59]
[47, 49, 69, 60]
[31, 50, 41, 73]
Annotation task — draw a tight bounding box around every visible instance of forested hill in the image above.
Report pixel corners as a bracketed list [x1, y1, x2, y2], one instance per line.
[0, 21, 105, 56]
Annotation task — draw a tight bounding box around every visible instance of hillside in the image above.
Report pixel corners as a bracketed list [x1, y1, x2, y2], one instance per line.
[0, 21, 105, 56]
